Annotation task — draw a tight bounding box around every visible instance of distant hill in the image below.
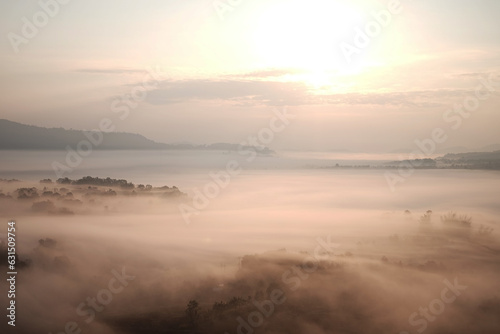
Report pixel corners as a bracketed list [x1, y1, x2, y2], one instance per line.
[438, 150, 500, 162]
[436, 150, 500, 169]
[0, 119, 274, 154]
[382, 150, 500, 170]
[0, 119, 168, 150]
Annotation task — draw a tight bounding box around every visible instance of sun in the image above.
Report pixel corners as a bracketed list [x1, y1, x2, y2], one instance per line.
[251, 0, 366, 86]
[301, 70, 333, 88]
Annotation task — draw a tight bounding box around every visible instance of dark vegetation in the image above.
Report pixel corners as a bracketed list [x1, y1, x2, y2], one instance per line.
[57, 176, 135, 188]
[0, 177, 186, 215]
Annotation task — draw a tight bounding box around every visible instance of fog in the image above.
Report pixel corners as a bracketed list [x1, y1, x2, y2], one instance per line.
[0, 157, 499, 334]
[2, 0, 500, 332]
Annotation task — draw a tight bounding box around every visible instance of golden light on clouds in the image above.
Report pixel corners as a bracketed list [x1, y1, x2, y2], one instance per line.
[0, 0, 499, 150]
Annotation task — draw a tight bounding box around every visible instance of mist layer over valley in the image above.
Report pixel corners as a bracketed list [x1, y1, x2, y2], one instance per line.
[0, 152, 499, 334]
[2, 0, 500, 333]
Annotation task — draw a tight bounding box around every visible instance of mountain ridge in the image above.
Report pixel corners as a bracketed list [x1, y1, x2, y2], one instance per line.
[0, 119, 274, 154]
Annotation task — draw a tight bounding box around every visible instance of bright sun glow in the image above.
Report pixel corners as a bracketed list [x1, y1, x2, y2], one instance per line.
[252, 0, 365, 88]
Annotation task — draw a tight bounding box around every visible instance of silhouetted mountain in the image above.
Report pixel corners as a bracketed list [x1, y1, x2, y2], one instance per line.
[438, 150, 500, 162]
[0, 119, 167, 150]
[0, 119, 274, 154]
[382, 150, 500, 170]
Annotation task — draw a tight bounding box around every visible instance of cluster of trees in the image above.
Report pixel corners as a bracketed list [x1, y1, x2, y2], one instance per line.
[16, 187, 39, 199]
[54, 176, 180, 192]
[0, 178, 19, 183]
[184, 297, 250, 329]
[11, 187, 75, 200]
[56, 176, 135, 188]
[54, 176, 184, 199]
[415, 210, 494, 239]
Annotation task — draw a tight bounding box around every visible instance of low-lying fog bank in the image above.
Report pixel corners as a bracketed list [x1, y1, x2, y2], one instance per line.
[0, 171, 499, 334]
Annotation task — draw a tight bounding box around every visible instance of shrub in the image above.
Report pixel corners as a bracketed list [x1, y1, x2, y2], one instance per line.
[185, 300, 201, 326]
[17, 187, 39, 199]
[441, 212, 472, 238]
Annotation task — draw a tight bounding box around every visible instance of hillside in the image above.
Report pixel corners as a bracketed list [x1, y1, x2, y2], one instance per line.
[436, 150, 500, 169]
[0, 119, 168, 150]
[439, 150, 500, 162]
[0, 119, 274, 154]
[380, 150, 500, 170]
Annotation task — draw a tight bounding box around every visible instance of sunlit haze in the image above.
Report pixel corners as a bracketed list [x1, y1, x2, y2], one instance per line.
[0, 1, 499, 334]
[1, 0, 500, 151]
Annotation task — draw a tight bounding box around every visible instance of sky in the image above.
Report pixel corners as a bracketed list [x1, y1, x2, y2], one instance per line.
[0, 0, 499, 153]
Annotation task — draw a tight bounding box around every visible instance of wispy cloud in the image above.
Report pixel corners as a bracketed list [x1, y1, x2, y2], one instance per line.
[224, 68, 306, 79]
[74, 68, 148, 74]
[453, 71, 500, 79]
[143, 78, 473, 108]
[145, 79, 311, 106]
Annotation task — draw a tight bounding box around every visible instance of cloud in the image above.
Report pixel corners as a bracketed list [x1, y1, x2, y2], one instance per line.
[453, 71, 500, 81]
[144, 78, 473, 108]
[145, 79, 311, 106]
[74, 68, 148, 74]
[322, 89, 470, 108]
[224, 68, 306, 79]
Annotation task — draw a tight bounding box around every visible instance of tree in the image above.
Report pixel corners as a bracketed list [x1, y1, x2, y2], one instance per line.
[418, 210, 433, 234]
[441, 212, 472, 238]
[185, 300, 201, 327]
